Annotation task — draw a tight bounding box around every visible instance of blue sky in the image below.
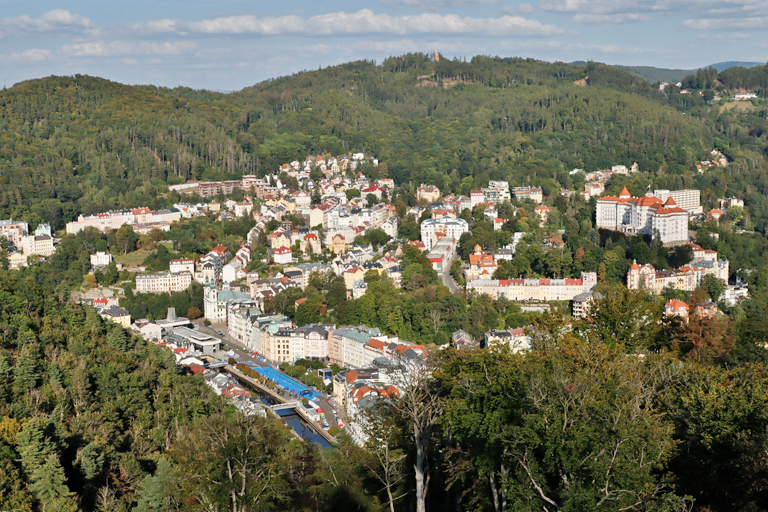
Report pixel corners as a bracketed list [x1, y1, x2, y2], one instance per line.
[1, 0, 766, 91]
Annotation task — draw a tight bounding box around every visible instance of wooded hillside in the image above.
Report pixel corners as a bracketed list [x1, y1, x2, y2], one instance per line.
[2, 54, 752, 228]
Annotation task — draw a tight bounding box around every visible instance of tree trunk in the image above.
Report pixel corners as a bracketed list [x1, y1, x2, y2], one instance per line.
[490, 472, 501, 512]
[415, 431, 429, 512]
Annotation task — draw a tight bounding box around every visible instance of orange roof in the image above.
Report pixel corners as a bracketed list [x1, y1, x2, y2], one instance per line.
[366, 339, 386, 351]
[666, 299, 689, 311]
[619, 187, 631, 197]
[663, 196, 677, 206]
[637, 196, 662, 206]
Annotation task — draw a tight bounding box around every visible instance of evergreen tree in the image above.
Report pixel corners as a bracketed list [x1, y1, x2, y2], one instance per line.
[0, 352, 12, 400]
[106, 328, 130, 352]
[12, 345, 39, 395]
[79, 442, 104, 481]
[134, 457, 174, 512]
[28, 453, 73, 506]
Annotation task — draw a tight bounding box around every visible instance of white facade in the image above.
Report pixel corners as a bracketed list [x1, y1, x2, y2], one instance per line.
[90, 251, 113, 267]
[596, 188, 688, 245]
[135, 271, 193, 294]
[20, 235, 54, 257]
[420, 217, 469, 251]
[169, 258, 195, 274]
[381, 217, 398, 239]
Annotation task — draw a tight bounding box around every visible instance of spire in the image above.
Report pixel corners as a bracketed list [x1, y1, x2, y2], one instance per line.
[664, 196, 677, 206]
[619, 187, 631, 198]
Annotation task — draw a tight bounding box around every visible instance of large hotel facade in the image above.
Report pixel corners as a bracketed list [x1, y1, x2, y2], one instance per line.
[595, 188, 696, 246]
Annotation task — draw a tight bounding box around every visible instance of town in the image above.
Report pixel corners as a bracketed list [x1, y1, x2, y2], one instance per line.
[0, 147, 753, 447]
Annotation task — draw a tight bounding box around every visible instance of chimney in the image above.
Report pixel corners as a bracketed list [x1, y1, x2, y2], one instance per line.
[167, 307, 177, 321]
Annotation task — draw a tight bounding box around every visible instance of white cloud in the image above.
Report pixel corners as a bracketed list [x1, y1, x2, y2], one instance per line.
[0, 9, 92, 36]
[0, 48, 52, 64]
[538, 0, 768, 15]
[60, 41, 198, 58]
[682, 16, 767, 29]
[141, 9, 563, 37]
[572, 13, 650, 22]
[379, 0, 499, 7]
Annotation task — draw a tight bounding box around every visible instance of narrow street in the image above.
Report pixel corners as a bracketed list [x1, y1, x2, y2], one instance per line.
[441, 253, 460, 294]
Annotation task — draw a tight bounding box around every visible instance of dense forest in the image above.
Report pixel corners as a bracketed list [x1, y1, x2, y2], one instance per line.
[2, 54, 766, 230]
[6, 262, 768, 511]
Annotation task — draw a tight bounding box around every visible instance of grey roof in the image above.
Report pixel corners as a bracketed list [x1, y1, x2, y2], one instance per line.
[102, 306, 129, 317]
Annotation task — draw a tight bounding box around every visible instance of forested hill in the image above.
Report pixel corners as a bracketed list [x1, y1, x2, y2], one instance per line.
[1, 54, 766, 230]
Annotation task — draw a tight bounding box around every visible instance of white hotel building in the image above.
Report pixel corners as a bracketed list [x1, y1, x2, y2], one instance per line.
[420, 217, 469, 251]
[596, 187, 689, 246]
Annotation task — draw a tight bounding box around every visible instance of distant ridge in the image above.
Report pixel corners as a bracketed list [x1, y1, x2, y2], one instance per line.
[618, 61, 765, 83]
[708, 61, 763, 72]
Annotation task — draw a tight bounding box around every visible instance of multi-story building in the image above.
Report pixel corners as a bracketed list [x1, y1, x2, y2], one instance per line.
[719, 196, 744, 209]
[135, 271, 193, 294]
[420, 217, 469, 251]
[203, 284, 251, 321]
[169, 258, 195, 274]
[291, 324, 333, 360]
[333, 326, 384, 369]
[226, 300, 261, 343]
[653, 189, 702, 215]
[0, 219, 29, 245]
[627, 244, 728, 293]
[596, 188, 688, 245]
[381, 217, 398, 239]
[261, 326, 294, 364]
[426, 237, 457, 275]
[416, 184, 441, 203]
[467, 272, 597, 302]
[20, 235, 55, 257]
[572, 290, 600, 319]
[465, 244, 497, 282]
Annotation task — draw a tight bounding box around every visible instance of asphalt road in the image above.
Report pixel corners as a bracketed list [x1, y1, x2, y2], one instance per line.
[441, 253, 460, 294]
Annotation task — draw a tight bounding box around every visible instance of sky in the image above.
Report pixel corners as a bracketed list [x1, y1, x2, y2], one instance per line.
[1, 0, 767, 91]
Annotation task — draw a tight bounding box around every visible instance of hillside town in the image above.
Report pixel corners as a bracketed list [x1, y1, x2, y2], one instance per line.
[0, 150, 753, 446]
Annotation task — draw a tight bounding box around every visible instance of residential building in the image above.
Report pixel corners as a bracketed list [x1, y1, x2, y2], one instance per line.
[467, 272, 597, 302]
[135, 271, 193, 294]
[99, 306, 131, 328]
[572, 290, 601, 319]
[334, 325, 384, 369]
[723, 283, 749, 306]
[273, 246, 293, 265]
[169, 258, 195, 274]
[90, 251, 113, 268]
[420, 217, 469, 251]
[416, 184, 440, 203]
[483, 328, 529, 352]
[465, 244, 498, 282]
[534, 205, 550, 227]
[20, 235, 54, 257]
[332, 234, 348, 255]
[627, 247, 729, 294]
[426, 237, 457, 275]
[719, 196, 744, 209]
[451, 329, 474, 349]
[0, 219, 29, 245]
[664, 299, 689, 322]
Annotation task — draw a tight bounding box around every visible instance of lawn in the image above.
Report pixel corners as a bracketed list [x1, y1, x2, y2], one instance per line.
[115, 250, 149, 267]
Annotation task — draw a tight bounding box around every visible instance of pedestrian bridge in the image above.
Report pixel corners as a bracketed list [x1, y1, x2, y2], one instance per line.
[270, 403, 298, 411]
